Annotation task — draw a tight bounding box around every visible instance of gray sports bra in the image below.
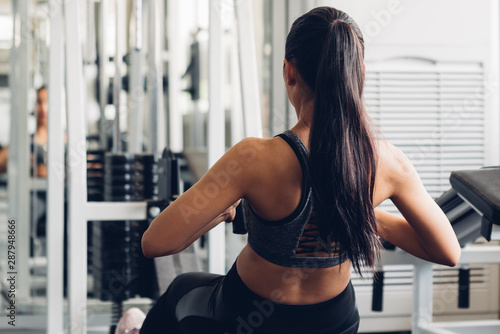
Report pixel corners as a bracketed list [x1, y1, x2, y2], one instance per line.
[243, 130, 345, 268]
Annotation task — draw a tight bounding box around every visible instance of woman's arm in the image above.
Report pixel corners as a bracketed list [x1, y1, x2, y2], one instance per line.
[375, 208, 452, 264]
[0, 147, 8, 173]
[142, 138, 264, 258]
[377, 144, 461, 267]
[160, 199, 241, 255]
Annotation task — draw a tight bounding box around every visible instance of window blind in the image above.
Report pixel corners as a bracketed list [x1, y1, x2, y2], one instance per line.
[364, 63, 486, 212]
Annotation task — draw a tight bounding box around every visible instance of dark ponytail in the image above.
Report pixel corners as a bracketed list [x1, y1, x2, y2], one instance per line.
[285, 7, 379, 274]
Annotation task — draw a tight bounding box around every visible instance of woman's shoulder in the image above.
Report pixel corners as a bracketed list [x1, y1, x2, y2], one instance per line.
[375, 140, 417, 184]
[227, 137, 273, 163]
[225, 136, 299, 185]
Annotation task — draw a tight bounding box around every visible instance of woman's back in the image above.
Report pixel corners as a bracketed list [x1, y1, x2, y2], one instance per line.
[236, 125, 408, 305]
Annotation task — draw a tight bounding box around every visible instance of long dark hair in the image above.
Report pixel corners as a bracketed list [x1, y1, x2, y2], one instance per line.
[285, 7, 379, 274]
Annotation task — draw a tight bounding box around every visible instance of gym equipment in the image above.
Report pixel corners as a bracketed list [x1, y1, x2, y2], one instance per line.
[91, 152, 165, 333]
[232, 200, 247, 235]
[411, 167, 500, 334]
[449, 168, 500, 242]
[370, 167, 499, 313]
[87, 150, 105, 202]
[43, 0, 263, 331]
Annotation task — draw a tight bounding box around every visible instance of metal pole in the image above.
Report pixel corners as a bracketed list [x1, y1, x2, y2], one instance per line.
[128, 0, 144, 153]
[412, 261, 434, 334]
[98, 0, 109, 150]
[148, 0, 165, 154]
[234, 0, 263, 138]
[271, 0, 287, 135]
[46, 1, 65, 332]
[230, 21, 244, 145]
[64, 0, 89, 332]
[489, 0, 500, 165]
[8, 0, 31, 305]
[208, 0, 226, 274]
[167, 0, 184, 152]
[113, 0, 122, 153]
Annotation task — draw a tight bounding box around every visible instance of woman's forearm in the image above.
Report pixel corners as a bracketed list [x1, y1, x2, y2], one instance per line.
[0, 147, 8, 173]
[375, 208, 458, 266]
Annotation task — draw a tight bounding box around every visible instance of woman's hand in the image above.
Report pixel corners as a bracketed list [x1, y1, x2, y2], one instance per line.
[221, 199, 241, 223]
[142, 137, 265, 258]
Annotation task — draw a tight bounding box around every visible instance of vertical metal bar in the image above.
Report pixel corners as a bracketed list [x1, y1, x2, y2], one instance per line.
[286, 0, 307, 129]
[487, 0, 500, 165]
[412, 261, 434, 334]
[128, 0, 144, 153]
[230, 22, 244, 145]
[167, 0, 184, 152]
[148, 0, 157, 153]
[64, 0, 89, 332]
[271, 0, 287, 135]
[208, 0, 226, 274]
[234, 0, 263, 138]
[113, 0, 122, 153]
[86, 0, 97, 63]
[9, 0, 31, 304]
[98, 0, 109, 150]
[46, 1, 65, 332]
[157, 0, 166, 152]
[148, 0, 165, 154]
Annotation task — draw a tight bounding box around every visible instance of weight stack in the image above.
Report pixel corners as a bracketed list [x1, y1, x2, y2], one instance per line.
[86, 150, 106, 280]
[92, 153, 145, 302]
[139, 154, 160, 201]
[87, 150, 105, 202]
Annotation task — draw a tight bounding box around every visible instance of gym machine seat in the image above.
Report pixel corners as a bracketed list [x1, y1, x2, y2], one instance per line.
[449, 167, 500, 241]
[412, 167, 500, 334]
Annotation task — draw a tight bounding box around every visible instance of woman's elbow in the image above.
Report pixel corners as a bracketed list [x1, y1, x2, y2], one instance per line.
[438, 246, 461, 267]
[141, 235, 156, 259]
[141, 232, 180, 258]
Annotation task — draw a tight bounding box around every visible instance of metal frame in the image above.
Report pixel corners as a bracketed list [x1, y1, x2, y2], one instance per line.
[8, 0, 31, 305]
[486, 0, 500, 165]
[128, 0, 144, 154]
[234, 0, 263, 138]
[229, 20, 244, 145]
[205, 0, 264, 274]
[375, 246, 500, 334]
[167, 0, 184, 152]
[98, 0, 109, 150]
[112, 0, 123, 153]
[46, 0, 65, 332]
[411, 246, 500, 334]
[64, 1, 90, 332]
[148, 0, 165, 154]
[270, 0, 287, 135]
[60, 2, 151, 332]
[207, 0, 226, 274]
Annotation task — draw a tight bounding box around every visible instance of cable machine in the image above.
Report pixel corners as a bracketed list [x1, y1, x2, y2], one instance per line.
[38, 0, 263, 332]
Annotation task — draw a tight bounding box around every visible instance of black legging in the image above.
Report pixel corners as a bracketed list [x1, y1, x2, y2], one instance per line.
[140, 262, 359, 334]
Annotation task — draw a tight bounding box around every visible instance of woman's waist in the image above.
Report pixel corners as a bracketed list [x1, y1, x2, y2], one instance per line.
[235, 244, 352, 305]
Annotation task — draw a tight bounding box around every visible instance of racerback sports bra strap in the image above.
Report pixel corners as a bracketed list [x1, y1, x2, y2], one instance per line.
[243, 130, 345, 268]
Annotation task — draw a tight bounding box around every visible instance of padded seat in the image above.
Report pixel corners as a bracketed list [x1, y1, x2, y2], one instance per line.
[450, 167, 500, 240]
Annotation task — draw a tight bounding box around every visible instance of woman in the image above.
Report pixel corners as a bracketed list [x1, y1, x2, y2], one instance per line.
[0, 85, 49, 177]
[136, 6, 460, 334]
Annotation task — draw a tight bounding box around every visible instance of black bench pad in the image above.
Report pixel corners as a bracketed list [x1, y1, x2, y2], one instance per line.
[450, 167, 500, 225]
